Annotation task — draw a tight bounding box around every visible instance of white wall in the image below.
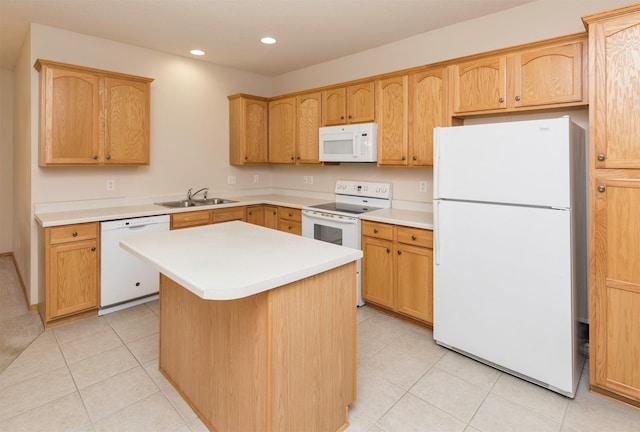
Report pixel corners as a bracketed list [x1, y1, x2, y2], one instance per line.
[0, 69, 13, 254]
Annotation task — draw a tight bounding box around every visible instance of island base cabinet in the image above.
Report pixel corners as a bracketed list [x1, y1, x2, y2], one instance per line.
[159, 262, 356, 432]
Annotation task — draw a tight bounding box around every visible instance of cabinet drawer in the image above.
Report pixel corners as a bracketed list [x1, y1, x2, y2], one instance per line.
[171, 210, 211, 230]
[397, 226, 433, 248]
[278, 220, 302, 235]
[278, 207, 302, 222]
[362, 221, 394, 240]
[213, 207, 246, 223]
[48, 223, 98, 244]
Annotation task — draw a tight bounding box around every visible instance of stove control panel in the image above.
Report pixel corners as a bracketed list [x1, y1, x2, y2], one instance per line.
[335, 180, 392, 199]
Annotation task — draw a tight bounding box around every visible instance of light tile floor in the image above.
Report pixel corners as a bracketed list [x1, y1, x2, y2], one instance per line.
[1, 302, 639, 431]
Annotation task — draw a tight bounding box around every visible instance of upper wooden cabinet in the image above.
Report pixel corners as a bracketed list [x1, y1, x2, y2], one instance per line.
[296, 92, 322, 164]
[269, 97, 297, 163]
[376, 76, 409, 165]
[322, 82, 375, 126]
[587, 8, 640, 169]
[35, 59, 153, 166]
[228, 94, 268, 165]
[377, 68, 450, 166]
[451, 36, 586, 115]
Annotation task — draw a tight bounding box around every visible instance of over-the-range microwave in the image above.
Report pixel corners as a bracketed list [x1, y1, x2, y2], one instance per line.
[319, 122, 377, 162]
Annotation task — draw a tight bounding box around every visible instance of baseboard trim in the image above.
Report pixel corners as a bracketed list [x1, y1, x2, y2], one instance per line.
[1, 252, 35, 311]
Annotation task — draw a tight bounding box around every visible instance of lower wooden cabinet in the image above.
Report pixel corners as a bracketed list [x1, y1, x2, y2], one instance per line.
[170, 207, 246, 230]
[362, 221, 433, 325]
[247, 205, 279, 229]
[41, 222, 100, 328]
[278, 206, 302, 235]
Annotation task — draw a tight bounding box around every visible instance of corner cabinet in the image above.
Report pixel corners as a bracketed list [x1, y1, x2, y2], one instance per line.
[361, 221, 433, 325]
[34, 59, 152, 166]
[228, 94, 268, 165]
[41, 223, 100, 329]
[450, 35, 586, 116]
[584, 4, 640, 407]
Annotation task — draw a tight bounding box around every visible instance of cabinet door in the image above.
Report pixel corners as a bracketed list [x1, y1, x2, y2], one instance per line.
[347, 82, 375, 123]
[39, 66, 101, 165]
[296, 92, 322, 164]
[396, 244, 433, 323]
[376, 76, 409, 165]
[212, 207, 246, 223]
[264, 206, 279, 229]
[229, 96, 268, 165]
[513, 42, 583, 108]
[362, 236, 394, 308]
[104, 77, 150, 164]
[47, 239, 99, 319]
[591, 13, 640, 169]
[409, 68, 447, 166]
[269, 97, 296, 163]
[322, 88, 346, 126]
[592, 178, 640, 400]
[246, 205, 265, 226]
[452, 56, 507, 113]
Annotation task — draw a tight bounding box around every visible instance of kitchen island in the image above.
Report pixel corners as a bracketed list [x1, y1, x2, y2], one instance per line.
[120, 221, 361, 432]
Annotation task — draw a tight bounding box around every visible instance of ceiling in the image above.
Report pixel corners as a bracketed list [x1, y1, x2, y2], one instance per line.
[0, 0, 535, 75]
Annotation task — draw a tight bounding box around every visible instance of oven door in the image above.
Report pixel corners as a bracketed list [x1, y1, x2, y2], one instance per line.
[301, 209, 360, 249]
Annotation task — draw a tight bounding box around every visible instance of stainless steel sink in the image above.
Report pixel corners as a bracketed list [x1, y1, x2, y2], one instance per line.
[156, 198, 237, 208]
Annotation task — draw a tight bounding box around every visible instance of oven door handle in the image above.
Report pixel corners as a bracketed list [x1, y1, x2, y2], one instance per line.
[302, 211, 359, 224]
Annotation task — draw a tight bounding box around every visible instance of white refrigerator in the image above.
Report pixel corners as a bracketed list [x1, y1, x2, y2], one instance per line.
[432, 117, 586, 398]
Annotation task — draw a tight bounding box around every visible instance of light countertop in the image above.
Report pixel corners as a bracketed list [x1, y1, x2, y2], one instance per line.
[120, 220, 362, 300]
[35, 193, 432, 230]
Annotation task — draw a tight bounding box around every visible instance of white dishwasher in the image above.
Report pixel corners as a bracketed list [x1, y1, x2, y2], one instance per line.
[100, 214, 170, 315]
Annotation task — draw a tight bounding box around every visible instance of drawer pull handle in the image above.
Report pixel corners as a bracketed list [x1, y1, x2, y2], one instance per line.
[373, 229, 378, 233]
[597, 154, 605, 161]
[411, 235, 417, 241]
[499, 97, 504, 103]
[106, 155, 111, 160]
[92, 155, 98, 160]
[598, 185, 606, 193]
[91, 247, 96, 252]
[515, 95, 521, 102]
[386, 248, 390, 253]
[72, 231, 78, 237]
[397, 250, 402, 255]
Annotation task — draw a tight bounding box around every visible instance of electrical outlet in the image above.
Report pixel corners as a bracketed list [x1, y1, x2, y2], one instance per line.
[227, 175, 236, 185]
[253, 174, 259, 183]
[308, 176, 313, 185]
[303, 176, 308, 184]
[106, 179, 115, 191]
[419, 181, 427, 193]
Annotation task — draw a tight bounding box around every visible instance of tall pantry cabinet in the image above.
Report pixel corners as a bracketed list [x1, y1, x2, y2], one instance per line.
[583, 4, 640, 407]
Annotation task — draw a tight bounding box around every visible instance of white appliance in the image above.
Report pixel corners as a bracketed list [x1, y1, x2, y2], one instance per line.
[302, 180, 392, 306]
[100, 214, 170, 315]
[319, 123, 377, 162]
[432, 117, 587, 398]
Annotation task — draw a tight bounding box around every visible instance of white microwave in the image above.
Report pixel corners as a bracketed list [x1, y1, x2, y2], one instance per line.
[319, 123, 377, 162]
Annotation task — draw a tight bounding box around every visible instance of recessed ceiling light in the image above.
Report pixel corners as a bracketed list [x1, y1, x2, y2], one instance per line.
[190, 49, 205, 56]
[260, 37, 277, 45]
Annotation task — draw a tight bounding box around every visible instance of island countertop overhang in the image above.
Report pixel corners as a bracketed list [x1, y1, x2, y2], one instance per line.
[119, 220, 362, 300]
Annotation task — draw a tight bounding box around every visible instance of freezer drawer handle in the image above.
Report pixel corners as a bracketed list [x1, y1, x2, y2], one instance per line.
[598, 185, 606, 193]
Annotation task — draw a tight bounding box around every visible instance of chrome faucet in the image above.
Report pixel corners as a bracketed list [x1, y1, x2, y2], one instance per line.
[187, 187, 209, 201]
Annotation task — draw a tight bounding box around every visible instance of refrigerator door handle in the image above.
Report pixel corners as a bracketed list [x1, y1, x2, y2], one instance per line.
[433, 128, 441, 199]
[434, 199, 440, 265]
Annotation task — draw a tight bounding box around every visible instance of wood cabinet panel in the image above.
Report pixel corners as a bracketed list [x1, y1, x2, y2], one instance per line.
[278, 206, 302, 235]
[228, 94, 268, 165]
[396, 244, 433, 323]
[35, 59, 152, 166]
[264, 206, 279, 229]
[43, 222, 99, 326]
[212, 207, 246, 223]
[269, 97, 296, 164]
[296, 92, 322, 164]
[452, 56, 507, 113]
[362, 236, 395, 309]
[322, 87, 346, 126]
[246, 205, 265, 226]
[322, 82, 374, 126]
[104, 77, 150, 164]
[376, 76, 409, 165]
